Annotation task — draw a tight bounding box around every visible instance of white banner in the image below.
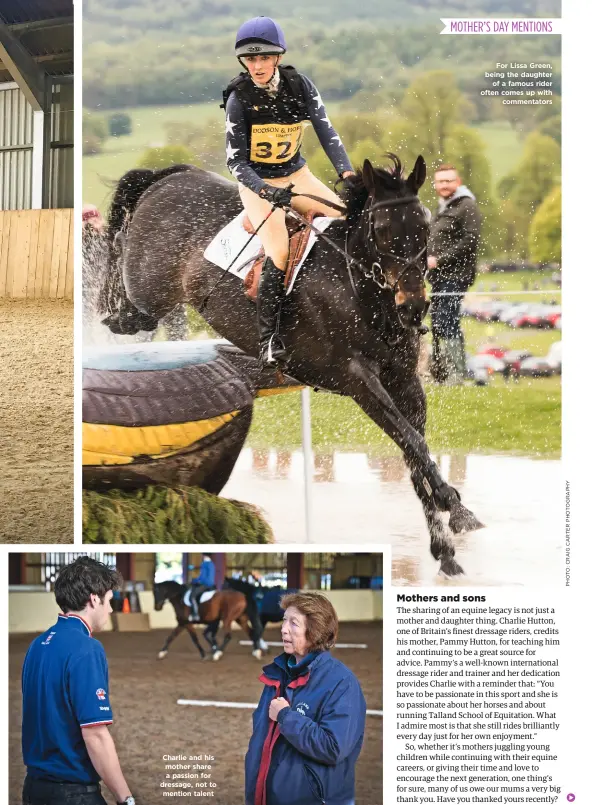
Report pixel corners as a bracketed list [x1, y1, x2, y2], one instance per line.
[440, 18, 562, 35]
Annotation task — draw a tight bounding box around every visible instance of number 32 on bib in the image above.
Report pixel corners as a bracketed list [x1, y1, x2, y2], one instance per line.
[250, 122, 305, 163]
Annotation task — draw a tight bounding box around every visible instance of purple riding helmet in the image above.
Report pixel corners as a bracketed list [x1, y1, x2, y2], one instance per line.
[235, 16, 287, 58]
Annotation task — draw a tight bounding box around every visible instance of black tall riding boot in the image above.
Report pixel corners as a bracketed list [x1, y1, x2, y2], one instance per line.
[257, 258, 288, 367]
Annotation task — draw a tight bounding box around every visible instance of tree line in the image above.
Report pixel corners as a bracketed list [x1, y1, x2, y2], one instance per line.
[83, 14, 560, 114]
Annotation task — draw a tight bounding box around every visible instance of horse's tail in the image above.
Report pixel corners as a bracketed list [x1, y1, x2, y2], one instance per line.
[98, 163, 197, 315]
[224, 577, 257, 596]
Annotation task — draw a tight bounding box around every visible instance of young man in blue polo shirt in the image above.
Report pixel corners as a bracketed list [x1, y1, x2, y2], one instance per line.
[21, 557, 136, 805]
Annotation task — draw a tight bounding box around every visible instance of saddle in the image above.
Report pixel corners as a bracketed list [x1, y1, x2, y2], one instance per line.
[243, 210, 323, 301]
[183, 587, 217, 620]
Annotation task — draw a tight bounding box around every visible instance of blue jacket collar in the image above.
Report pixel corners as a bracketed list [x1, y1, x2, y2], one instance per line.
[263, 650, 331, 681]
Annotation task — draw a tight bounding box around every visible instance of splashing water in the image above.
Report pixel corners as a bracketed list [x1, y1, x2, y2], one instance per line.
[82, 231, 188, 346]
[222, 449, 561, 587]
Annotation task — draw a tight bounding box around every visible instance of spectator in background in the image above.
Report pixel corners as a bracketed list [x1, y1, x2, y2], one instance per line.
[82, 204, 104, 237]
[427, 165, 481, 384]
[82, 204, 105, 264]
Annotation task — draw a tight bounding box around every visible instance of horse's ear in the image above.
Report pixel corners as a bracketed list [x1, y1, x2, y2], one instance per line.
[406, 155, 426, 195]
[362, 159, 376, 194]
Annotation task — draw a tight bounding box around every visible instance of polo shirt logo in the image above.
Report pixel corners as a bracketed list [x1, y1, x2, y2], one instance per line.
[96, 688, 107, 700]
[296, 701, 310, 716]
[41, 632, 56, 646]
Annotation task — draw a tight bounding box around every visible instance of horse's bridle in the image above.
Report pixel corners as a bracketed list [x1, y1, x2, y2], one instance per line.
[364, 196, 428, 293]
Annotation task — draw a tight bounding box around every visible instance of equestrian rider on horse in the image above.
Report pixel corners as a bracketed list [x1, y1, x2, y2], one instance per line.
[189, 554, 216, 619]
[224, 16, 355, 367]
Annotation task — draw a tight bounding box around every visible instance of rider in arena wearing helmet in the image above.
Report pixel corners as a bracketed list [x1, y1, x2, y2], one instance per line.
[224, 16, 355, 368]
[189, 554, 216, 620]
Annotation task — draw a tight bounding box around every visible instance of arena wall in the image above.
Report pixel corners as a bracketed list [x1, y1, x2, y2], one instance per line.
[0, 209, 74, 299]
[9, 590, 383, 633]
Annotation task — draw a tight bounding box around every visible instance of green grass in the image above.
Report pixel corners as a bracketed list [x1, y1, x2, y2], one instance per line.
[246, 267, 561, 458]
[473, 120, 524, 189]
[101, 104, 219, 153]
[85, 150, 145, 212]
[247, 376, 560, 459]
[471, 269, 560, 295]
[84, 102, 223, 210]
[460, 318, 559, 357]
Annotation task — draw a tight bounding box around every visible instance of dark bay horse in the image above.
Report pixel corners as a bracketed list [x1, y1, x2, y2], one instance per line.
[153, 581, 263, 661]
[224, 578, 298, 651]
[101, 155, 484, 576]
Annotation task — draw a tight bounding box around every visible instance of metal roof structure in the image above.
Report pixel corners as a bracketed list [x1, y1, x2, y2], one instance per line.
[0, 0, 73, 86]
[0, 1, 73, 208]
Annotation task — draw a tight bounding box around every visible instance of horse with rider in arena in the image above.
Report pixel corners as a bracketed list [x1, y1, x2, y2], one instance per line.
[153, 580, 264, 661]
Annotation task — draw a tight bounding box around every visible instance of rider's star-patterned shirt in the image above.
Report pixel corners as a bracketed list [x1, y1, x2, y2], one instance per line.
[225, 71, 352, 194]
[21, 613, 113, 784]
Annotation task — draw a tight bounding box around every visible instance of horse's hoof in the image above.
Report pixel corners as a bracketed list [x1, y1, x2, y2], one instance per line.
[101, 310, 158, 336]
[212, 650, 223, 662]
[157, 651, 167, 660]
[449, 503, 485, 535]
[439, 555, 465, 577]
[101, 313, 128, 335]
[252, 649, 262, 660]
[125, 310, 159, 332]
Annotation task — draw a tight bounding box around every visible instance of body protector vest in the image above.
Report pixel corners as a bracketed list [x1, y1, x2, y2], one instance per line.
[222, 65, 311, 169]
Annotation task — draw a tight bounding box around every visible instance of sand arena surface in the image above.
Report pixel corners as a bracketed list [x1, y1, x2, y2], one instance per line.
[0, 300, 73, 542]
[10, 622, 382, 804]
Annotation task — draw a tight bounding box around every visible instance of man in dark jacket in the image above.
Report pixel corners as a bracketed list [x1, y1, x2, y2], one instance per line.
[245, 592, 366, 805]
[427, 165, 481, 383]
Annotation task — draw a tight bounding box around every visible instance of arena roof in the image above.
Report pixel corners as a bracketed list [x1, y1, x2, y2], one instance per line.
[0, 0, 73, 84]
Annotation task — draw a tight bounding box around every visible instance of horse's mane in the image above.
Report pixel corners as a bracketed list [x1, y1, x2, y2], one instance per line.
[339, 153, 408, 226]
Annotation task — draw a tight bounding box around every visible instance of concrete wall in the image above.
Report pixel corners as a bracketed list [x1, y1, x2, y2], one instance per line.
[9, 590, 383, 634]
[8, 592, 114, 634]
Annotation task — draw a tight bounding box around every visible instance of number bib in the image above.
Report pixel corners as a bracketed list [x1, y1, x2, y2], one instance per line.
[250, 122, 305, 164]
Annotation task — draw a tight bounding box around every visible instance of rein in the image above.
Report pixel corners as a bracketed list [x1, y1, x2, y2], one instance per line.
[197, 188, 427, 313]
[289, 191, 427, 294]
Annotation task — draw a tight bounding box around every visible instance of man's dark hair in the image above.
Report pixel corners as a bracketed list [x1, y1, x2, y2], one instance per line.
[54, 557, 122, 613]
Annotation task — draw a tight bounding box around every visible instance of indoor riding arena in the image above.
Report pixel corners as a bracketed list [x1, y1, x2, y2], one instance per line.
[0, 2, 74, 542]
[9, 551, 384, 805]
[0, 296, 73, 541]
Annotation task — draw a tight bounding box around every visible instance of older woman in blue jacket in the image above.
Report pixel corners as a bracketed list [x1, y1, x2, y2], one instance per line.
[245, 592, 367, 805]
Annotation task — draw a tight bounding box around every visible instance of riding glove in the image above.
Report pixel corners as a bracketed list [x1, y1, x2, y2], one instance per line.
[258, 185, 294, 209]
